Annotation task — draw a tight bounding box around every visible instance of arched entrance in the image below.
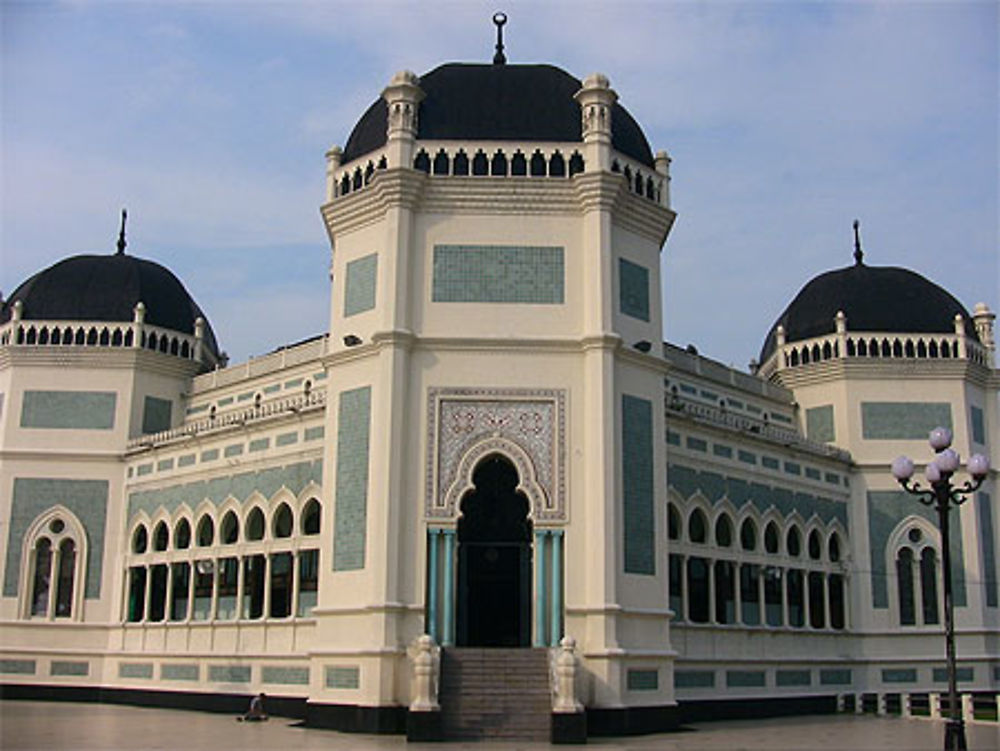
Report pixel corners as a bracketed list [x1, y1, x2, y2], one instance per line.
[456, 454, 532, 647]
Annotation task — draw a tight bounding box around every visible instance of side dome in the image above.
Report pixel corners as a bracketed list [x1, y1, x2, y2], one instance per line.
[760, 262, 976, 364]
[342, 63, 654, 167]
[1, 253, 220, 358]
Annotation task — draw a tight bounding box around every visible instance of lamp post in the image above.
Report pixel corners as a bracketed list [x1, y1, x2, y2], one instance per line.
[891, 427, 990, 751]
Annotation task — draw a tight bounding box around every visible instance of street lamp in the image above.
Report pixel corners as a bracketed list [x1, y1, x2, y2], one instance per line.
[891, 427, 990, 751]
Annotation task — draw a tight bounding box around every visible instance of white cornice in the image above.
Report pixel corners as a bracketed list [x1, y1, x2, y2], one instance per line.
[0, 346, 201, 379]
[771, 358, 994, 389]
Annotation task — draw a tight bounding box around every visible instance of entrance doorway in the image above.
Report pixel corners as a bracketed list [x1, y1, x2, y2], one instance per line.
[456, 454, 532, 647]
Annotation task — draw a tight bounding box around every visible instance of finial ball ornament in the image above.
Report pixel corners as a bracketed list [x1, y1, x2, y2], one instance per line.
[929, 426, 953, 451]
[891, 456, 915, 481]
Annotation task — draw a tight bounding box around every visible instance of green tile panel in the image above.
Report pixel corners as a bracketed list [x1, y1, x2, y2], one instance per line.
[820, 669, 852, 685]
[262, 666, 310, 685]
[127, 460, 322, 518]
[713, 444, 733, 459]
[157, 459, 174, 472]
[20, 390, 116, 430]
[738, 450, 757, 465]
[334, 387, 371, 571]
[200, 449, 219, 462]
[161, 664, 199, 681]
[622, 395, 655, 575]
[119, 663, 154, 679]
[51, 661, 89, 676]
[285, 378, 304, 389]
[685, 437, 707, 453]
[137, 463, 153, 476]
[666, 431, 680, 446]
[344, 253, 379, 316]
[5, 478, 108, 598]
[970, 406, 985, 445]
[0, 659, 36, 674]
[432, 244, 564, 304]
[304, 426, 325, 442]
[249, 438, 270, 453]
[978, 493, 997, 607]
[223, 444, 243, 458]
[142, 396, 172, 435]
[178, 454, 196, 468]
[776, 669, 811, 687]
[932, 667, 973, 683]
[806, 405, 835, 443]
[674, 670, 715, 689]
[276, 432, 299, 447]
[667, 463, 848, 528]
[263, 384, 281, 394]
[761, 456, 779, 470]
[727, 670, 765, 688]
[881, 668, 917, 683]
[209, 665, 251, 683]
[325, 666, 360, 689]
[861, 402, 952, 440]
[867, 490, 966, 608]
[626, 669, 658, 691]
[619, 258, 650, 321]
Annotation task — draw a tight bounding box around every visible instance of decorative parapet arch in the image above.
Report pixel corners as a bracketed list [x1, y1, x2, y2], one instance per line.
[426, 387, 566, 521]
[442, 436, 549, 520]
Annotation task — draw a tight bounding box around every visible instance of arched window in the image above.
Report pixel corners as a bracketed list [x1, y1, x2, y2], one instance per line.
[530, 150, 546, 176]
[432, 149, 449, 175]
[302, 499, 321, 535]
[246, 508, 265, 541]
[897, 547, 916, 625]
[273, 503, 293, 538]
[153, 521, 169, 551]
[174, 519, 191, 550]
[549, 151, 565, 177]
[764, 522, 780, 554]
[196, 515, 214, 546]
[667, 503, 680, 540]
[715, 514, 733, 547]
[413, 149, 430, 173]
[23, 510, 86, 620]
[511, 151, 527, 176]
[688, 509, 707, 543]
[920, 548, 939, 625]
[808, 530, 821, 560]
[568, 152, 585, 176]
[740, 519, 757, 551]
[490, 150, 508, 176]
[221, 511, 239, 544]
[828, 532, 841, 562]
[453, 150, 469, 176]
[472, 150, 488, 176]
[786, 526, 802, 557]
[132, 525, 148, 554]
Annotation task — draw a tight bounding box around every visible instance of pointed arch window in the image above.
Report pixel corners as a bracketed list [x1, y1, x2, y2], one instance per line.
[22, 510, 86, 621]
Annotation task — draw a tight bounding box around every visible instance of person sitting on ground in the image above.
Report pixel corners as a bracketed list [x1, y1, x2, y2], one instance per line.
[240, 692, 268, 722]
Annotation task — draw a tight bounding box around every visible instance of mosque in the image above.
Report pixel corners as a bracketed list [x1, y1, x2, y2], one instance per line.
[0, 21, 996, 742]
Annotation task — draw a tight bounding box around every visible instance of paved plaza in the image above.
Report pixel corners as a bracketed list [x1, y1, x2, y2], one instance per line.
[2, 701, 999, 751]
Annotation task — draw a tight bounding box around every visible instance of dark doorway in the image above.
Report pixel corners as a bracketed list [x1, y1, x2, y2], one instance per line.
[457, 454, 532, 647]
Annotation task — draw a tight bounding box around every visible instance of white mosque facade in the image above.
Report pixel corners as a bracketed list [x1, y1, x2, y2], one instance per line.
[0, 45, 997, 741]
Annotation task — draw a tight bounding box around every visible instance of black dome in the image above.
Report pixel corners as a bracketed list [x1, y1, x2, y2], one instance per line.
[342, 63, 655, 167]
[2, 253, 220, 357]
[760, 262, 976, 363]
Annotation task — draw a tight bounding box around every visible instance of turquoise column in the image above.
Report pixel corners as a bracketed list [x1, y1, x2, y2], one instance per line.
[442, 529, 455, 646]
[550, 530, 563, 646]
[534, 531, 548, 647]
[427, 530, 439, 642]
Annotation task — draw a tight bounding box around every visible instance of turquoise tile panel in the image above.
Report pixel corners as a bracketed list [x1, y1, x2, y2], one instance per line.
[762, 456, 779, 470]
[51, 661, 88, 676]
[805, 467, 821, 480]
[5, 478, 108, 598]
[713, 444, 733, 459]
[127, 460, 322, 518]
[674, 671, 715, 689]
[622, 394, 655, 575]
[619, 258, 650, 321]
[861, 402, 952, 440]
[237, 391, 254, 402]
[285, 378, 304, 389]
[344, 253, 378, 316]
[868, 491, 966, 608]
[178, 454, 196, 468]
[970, 406, 985, 445]
[738, 450, 757, 465]
[727, 670, 765, 688]
[820, 669, 852, 685]
[263, 384, 281, 394]
[304, 426, 325, 442]
[142, 396, 172, 435]
[432, 245, 564, 304]
[262, 666, 310, 685]
[224, 444, 243, 458]
[978, 493, 997, 607]
[686, 437, 707, 452]
[217, 396, 233, 407]
[249, 438, 270, 453]
[882, 668, 917, 683]
[932, 667, 973, 683]
[325, 666, 360, 689]
[209, 665, 251, 683]
[313, 371, 327, 381]
[276, 432, 299, 447]
[784, 462, 801, 476]
[806, 405, 835, 443]
[666, 431, 680, 446]
[21, 390, 116, 430]
[137, 463, 153, 476]
[119, 663, 154, 679]
[157, 459, 174, 472]
[626, 669, 658, 691]
[667, 463, 848, 528]
[161, 664, 199, 681]
[0, 659, 35, 674]
[776, 670, 811, 687]
[334, 387, 371, 571]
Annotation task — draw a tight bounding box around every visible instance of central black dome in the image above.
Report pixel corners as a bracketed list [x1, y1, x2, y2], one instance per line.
[342, 63, 654, 167]
[2, 253, 220, 358]
[760, 262, 976, 364]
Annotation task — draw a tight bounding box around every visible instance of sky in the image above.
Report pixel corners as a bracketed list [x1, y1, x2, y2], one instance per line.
[2, 0, 997, 369]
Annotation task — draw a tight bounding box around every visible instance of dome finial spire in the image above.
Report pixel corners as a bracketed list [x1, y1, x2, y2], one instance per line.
[853, 218, 863, 265]
[116, 209, 128, 256]
[492, 12, 507, 65]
